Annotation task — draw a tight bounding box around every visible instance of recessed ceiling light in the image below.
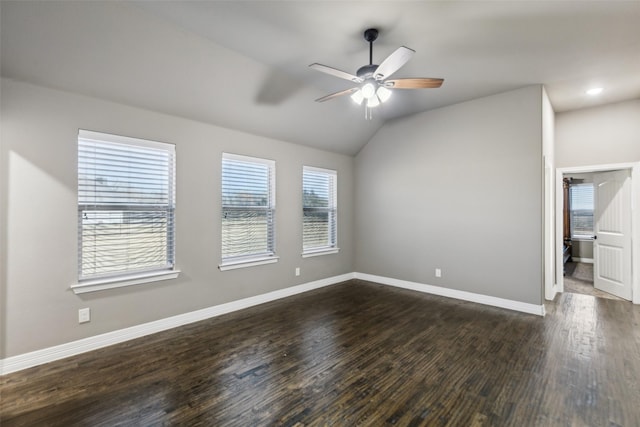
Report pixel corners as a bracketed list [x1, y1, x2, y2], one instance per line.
[586, 87, 603, 96]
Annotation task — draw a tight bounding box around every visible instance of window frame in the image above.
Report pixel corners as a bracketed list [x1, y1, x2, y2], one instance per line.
[302, 165, 339, 258]
[569, 182, 595, 240]
[72, 130, 179, 294]
[219, 153, 278, 271]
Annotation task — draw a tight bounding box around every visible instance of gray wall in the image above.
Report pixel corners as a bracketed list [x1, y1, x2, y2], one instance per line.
[0, 80, 556, 359]
[354, 86, 544, 305]
[571, 240, 594, 260]
[0, 78, 354, 358]
[556, 99, 640, 168]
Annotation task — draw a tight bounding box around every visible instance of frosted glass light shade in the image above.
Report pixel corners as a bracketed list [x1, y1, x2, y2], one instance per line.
[376, 86, 392, 103]
[367, 96, 380, 108]
[361, 82, 376, 99]
[351, 89, 364, 105]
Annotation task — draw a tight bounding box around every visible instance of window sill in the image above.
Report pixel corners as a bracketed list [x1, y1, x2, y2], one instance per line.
[71, 270, 180, 294]
[219, 256, 279, 271]
[302, 248, 340, 258]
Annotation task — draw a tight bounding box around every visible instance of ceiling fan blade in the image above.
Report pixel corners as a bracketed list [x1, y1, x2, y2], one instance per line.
[385, 78, 444, 89]
[315, 87, 359, 103]
[373, 46, 415, 80]
[309, 63, 363, 83]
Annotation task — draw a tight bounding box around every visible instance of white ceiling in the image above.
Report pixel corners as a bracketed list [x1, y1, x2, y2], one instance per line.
[2, 1, 639, 155]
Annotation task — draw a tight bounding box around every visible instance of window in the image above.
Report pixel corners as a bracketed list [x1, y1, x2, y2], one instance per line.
[570, 183, 594, 239]
[76, 130, 177, 292]
[302, 166, 338, 257]
[220, 153, 276, 270]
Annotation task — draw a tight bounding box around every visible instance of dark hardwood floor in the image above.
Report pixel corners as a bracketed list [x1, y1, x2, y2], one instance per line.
[2, 280, 639, 426]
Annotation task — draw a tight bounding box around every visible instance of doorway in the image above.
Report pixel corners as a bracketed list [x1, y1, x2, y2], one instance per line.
[554, 163, 640, 303]
[561, 172, 620, 299]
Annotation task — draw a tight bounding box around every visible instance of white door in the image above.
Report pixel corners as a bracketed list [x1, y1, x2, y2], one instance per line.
[593, 170, 632, 300]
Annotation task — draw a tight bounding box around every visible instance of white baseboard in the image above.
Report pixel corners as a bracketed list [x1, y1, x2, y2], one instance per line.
[355, 272, 546, 317]
[571, 257, 594, 264]
[0, 273, 355, 375]
[1, 271, 547, 375]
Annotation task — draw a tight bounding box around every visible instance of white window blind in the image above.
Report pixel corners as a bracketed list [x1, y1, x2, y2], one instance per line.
[303, 166, 337, 253]
[570, 183, 594, 238]
[221, 153, 276, 265]
[78, 130, 176, 281]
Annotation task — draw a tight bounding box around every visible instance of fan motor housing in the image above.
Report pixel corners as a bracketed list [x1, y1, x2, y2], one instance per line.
[357, 64, 378, 80]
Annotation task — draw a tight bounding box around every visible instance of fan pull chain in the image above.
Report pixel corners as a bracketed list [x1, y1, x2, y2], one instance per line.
[366, 106, 373, 120]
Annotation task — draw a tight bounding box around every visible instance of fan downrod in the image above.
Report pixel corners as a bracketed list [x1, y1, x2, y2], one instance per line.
[359, 28, 380, 78]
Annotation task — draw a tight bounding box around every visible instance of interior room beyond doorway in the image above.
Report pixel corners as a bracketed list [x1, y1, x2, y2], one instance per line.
[558, 165, 635, 302]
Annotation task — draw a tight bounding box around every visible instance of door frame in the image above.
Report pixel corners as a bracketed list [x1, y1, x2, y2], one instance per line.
[553, 162, 640, 304]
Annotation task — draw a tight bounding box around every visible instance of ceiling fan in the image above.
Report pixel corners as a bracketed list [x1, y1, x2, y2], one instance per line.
[309, 28, 444, 118]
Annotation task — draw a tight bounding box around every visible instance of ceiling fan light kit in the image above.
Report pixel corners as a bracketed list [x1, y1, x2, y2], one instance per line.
[310, 28, 444, 120]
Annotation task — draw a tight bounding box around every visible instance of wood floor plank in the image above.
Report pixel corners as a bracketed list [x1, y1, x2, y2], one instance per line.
[1, 279, 639, 426]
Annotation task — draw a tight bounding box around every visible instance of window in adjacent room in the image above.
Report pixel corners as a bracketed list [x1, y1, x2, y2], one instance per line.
[220, 153, 277, 270]
[302, 166, 338, 257]
[76, 130, 177, 291]
[570, 183, 594, 239]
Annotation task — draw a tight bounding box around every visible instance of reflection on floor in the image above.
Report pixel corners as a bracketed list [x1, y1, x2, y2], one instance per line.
[564, 261, 624, 301]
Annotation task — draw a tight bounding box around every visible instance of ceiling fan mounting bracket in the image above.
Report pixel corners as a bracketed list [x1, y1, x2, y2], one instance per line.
[363, 28, 379, 43]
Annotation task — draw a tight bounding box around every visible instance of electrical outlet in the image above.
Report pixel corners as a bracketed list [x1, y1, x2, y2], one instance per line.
[295, 267, 300, 276]
[78, 308, 91, 324]
[435, 268, 442, 278]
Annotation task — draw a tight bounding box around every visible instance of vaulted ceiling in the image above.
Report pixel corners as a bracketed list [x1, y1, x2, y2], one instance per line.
[2, 1, 639, 155]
